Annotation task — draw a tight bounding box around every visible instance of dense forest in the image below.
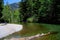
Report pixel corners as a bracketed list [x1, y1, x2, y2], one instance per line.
[0, 0, 60, 24]
[19, 0, 60, 24]
[0, 0, 3, 22]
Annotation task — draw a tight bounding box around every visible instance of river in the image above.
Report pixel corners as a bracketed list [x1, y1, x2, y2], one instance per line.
[2, 23, 60, 40]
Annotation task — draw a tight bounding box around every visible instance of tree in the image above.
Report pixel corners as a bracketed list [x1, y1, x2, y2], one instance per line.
[19, 0, 60, 23]
[38, 0, 53, 23]
[19, 0, 32, 22]
[2, 2, 14, 23]
[13, 9, 20, 23]
[0, 0, 3, 18]
[51, 0, 60, 23]
[0, 0, 4, 23]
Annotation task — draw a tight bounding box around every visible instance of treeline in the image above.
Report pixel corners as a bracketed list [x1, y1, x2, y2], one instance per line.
[0, 0, 20, 23]
[0, 0, 60, 24]
[2, 4, 20, 23]
[19, 0, 60, 24]
[0, 0, 5, 23]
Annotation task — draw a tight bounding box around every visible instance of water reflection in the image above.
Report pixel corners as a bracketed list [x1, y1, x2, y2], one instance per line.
[1, 23, 60, 40]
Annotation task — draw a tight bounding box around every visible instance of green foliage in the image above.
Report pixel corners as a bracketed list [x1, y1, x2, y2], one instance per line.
[1, 0, 60, 23]
[19, 0, 31, 22]
[0, 0, 5, 23]
[2, 4, 12, 23]
[2, 3, 20, 23]
[13, 9, 20, 23]
[27, 16, 35, 23]
[19, 0, 53, 23]
[0, 0, 3, 20]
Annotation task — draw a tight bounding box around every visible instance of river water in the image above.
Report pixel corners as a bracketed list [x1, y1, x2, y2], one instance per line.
[1, 23, 60, 40]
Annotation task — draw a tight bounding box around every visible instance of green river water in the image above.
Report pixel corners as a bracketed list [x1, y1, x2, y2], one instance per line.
[2, 23, 60, 40]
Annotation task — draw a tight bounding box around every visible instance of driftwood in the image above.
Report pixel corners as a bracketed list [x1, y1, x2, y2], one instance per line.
[4, 32, 58, 40]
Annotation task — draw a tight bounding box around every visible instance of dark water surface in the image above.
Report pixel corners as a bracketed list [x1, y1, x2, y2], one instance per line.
[2, 23, 60, 40]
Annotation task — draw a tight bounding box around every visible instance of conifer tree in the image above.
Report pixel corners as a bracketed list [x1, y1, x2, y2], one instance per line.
[0, 0, 3, 18]
[0, 0, 4, 23]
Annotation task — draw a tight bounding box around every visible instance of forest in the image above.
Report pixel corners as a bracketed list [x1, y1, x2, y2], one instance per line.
[0, 0, 60, 24]
[0, 0, 60, 40]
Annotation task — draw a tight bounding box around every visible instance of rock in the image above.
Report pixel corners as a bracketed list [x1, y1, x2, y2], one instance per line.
[0, 23, 23, 38]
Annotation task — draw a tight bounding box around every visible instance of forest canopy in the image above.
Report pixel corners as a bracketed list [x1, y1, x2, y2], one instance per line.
[0, 0, 60, 24]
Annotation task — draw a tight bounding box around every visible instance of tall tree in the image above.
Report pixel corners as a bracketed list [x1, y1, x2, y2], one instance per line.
[38, 0, 53, 23]
[0, 0, 3, 18]
[19, 0, 32, 22]
[2, 2, 14, 23]
[19, 0, 60, 23]
[51, 0, 60, 23]
[0, 0, 4, 23]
